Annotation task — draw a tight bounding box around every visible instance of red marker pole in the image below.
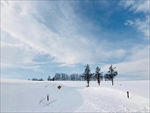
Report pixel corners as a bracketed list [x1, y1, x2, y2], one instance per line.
[47, 94, 49, 101]
[127, 91, 129, 98]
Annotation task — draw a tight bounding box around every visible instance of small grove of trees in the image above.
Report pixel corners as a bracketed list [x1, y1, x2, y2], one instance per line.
[32, 78, 44, 81]
[54, 73, 69, 81]
[29, 64, 118, 86]
[51, 73, 81, 81]
[47, 64, 118, 87]
[70, 74, 81, 81]
[82, 65, 103, 87]
[82, 64, 118, 87]
[47, 76, 54, 81]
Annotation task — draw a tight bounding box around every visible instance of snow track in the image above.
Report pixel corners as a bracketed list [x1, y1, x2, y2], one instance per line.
[76, 86, 149, 112]
[1, 79, 149, 112]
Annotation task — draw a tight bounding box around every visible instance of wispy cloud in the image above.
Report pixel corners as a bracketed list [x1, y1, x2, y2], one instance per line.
[120, 0, 149, 38]
[1, 1, 149, 80]
[117, 0, 149, 79]
[102, 44, 149, 79]
[124, 16, 149, 38]
[119, 0, 149, 14]
[1, 1, 126, 68]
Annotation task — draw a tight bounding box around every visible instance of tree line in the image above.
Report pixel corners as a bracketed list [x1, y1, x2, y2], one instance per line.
[29, 64, 118, 86]
[82, 64, 118, 87]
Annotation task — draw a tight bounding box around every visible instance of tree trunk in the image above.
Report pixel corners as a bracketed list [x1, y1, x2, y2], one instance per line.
[112, 79, 114, 86]
[87, 80, 89, 87]
[98, 79, 100, 86]
[99, 80, 101, 86]
[98, 79, 99, 86]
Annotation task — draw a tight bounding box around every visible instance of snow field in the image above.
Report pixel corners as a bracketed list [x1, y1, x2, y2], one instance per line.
[1, 79, 149, 112]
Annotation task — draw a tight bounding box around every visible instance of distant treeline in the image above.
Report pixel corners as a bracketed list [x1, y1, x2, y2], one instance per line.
[29, 78, 44, 81]
[29, 73, 103, 81]
[29, 73, 98, 81]
[29, 72, 111, 81]
[47, 73, 103, 81]
[28, 64, 118, 86]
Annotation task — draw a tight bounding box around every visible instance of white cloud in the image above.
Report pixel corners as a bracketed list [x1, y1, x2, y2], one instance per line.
[120, 0, 149, 14]
[102, 45, 149, 80]
[102, 58, 149, 80]
[125, 16, 149, 38]
[134, 16, 149, 37]
[123, 4, 149, 79]
[1, 41, 39, 68]
[1, 1, 149, 80]
[120, 0, 149, 38]
[127, 45, 149, 61]
[115, 58, 148, 79]
[1, 1, 126, 68]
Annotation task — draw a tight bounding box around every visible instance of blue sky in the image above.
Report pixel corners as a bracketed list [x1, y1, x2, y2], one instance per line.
[1, 0, 149, 80]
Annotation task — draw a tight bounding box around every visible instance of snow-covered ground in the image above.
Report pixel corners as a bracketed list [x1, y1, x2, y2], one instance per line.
[1, 79, 149, 112]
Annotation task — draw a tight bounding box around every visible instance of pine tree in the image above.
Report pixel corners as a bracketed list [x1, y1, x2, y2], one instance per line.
[83, 64, 92, 87]
[105, 65, 118, 85]
[95, 66, 103, 86]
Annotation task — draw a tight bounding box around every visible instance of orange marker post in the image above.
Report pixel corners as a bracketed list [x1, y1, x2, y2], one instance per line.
[127, 91, 129, 98]
[57, 85, 61, 90]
